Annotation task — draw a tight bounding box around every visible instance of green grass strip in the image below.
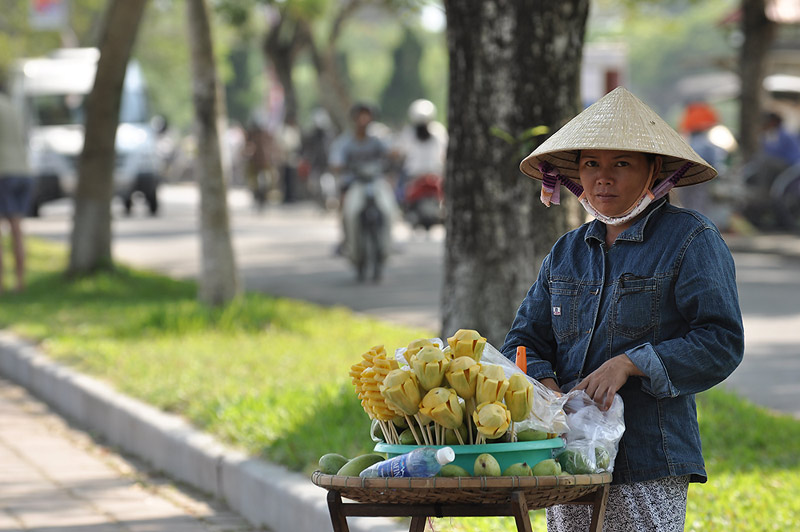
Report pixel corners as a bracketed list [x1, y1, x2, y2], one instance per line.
[1, 238, 798, 530]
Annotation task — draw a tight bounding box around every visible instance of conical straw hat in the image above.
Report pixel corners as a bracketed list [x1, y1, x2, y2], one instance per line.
[520, 87, 717, 187]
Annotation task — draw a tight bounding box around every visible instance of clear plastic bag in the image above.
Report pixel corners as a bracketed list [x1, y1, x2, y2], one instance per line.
[555, 389, 625, 474]
[481, 343, 570, 434]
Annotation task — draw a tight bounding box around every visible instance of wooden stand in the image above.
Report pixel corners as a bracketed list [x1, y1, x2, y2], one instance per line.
[313, 472, 611, 532]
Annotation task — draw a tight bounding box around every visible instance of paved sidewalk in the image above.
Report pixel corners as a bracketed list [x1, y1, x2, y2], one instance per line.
[0, 376, 260, 532]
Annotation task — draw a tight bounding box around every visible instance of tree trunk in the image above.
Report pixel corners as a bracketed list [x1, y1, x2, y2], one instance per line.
[739, 0, 776, 161]
[262, 13, 306, 124]
[186, 0, 240, 306]
[442, 0, 588, 346]
[67, 0, 147, 276]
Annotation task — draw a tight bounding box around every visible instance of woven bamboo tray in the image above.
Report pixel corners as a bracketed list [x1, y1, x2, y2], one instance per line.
[312, 471, 612, 508]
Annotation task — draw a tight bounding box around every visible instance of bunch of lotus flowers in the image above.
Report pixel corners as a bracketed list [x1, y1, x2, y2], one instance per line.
[350, 330, 540, 445]
[350, 345, 405, 443]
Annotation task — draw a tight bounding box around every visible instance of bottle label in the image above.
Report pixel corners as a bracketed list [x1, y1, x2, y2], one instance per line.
[373, 456, 409, 477]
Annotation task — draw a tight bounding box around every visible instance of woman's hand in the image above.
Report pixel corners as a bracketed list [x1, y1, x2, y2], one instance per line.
[538, 377, 563, 395]
[574, 354, 643, 410]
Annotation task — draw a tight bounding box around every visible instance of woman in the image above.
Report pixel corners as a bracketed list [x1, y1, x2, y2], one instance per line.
[500, 87, 744, 531]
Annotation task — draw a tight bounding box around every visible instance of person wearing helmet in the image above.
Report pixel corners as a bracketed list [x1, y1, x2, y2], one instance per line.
[394, 99, 448, 202]
[328, 102, 397, 277]
[501, 87, 744, 531]
[675, 101, 728, 219]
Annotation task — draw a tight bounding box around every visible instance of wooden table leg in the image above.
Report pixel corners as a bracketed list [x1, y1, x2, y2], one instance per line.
[588, 484, 610, 532]
[327, 490, 350, 532]
[408, 515, 427, 532]
[510, 490, 533, 532]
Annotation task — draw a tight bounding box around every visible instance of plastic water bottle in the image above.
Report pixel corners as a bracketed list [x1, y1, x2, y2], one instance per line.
[359, 446, 455, 478]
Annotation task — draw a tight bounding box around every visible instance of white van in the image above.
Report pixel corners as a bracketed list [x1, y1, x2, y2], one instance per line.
[9, 48, 161, 216]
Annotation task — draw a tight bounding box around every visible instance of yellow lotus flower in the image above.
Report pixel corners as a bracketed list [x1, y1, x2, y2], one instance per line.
[419, 387, 463, 430]
[350, 360, 367, 399]
[445, 356, 480, 400]
[475, 364, 509, 405]
[472, 401, 512, 438]
[446, 329, 487, 362]
[410, 345, 449, 391]
[361, 366, 396, 421]
[360, 345, 385, 367]
[405, 338, 436, 360]
[380, 369, 421, 416]
[504, 373, 534, 422]
[372, 353, 400, 383]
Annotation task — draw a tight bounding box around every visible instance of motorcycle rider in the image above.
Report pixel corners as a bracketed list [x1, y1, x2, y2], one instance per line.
[328, 102, 397, 280]
[394, 99, 448, 228]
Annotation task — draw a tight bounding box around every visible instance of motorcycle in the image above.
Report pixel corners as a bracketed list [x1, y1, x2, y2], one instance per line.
[341, 161, 397, 282]
[733, 155, 800, 231]
[402, 173, 444, 231]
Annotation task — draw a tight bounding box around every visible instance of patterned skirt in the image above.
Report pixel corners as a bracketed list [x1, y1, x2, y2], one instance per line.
[546, 475, 690, 532]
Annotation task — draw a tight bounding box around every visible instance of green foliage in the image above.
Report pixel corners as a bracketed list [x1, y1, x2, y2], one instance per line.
[379, 28, 427, 127]
[0, 238, 433, 473]
[136, 0, 258, 131]
[0, 0, 106, 81]
[338, 14, 403, 107]
[588, 0, 737, 115]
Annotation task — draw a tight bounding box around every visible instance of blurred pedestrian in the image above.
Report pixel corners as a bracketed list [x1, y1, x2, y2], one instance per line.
[277, 115, 301, 203]
[761, 111, 800, 167]
[676, 101, 727, 217]
[0, 84, 33, 293]
[300, 107, 336, 210]
[243, 115, 277, 211]
[393, 98, 448, 203]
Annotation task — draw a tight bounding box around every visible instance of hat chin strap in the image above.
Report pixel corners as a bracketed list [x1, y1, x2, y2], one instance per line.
[538, 161, 692, 226]
[579, 191, 656, 226]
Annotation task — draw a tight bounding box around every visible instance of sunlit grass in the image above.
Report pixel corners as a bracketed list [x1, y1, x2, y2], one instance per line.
[2, 238, 798, 530]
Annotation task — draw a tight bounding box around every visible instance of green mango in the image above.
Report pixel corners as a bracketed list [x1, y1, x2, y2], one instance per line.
[516, 429, 549, 441]
[556, 449, 594, 475]
[399, 428, 417, 445]
[502, 462, 533, 476]
[444, 424, 468, 445]
[473, 453, 501, 476]
[318, 453, 349, 475]
[336, 454, 386, 477]
[438, 464, 471, 477]
[595, 446, 611, 470]
[532, 458, 562, 476]
[392, 415, 409, 429]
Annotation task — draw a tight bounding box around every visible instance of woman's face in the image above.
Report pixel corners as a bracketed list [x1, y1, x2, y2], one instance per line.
[578, 150, 660, 217]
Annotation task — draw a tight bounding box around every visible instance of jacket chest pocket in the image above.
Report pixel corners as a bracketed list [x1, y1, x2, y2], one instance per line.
[550, 281, 580, 340]
[611, 274, 658, 338]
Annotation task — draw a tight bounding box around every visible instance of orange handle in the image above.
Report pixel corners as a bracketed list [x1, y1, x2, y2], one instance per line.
[515, 345, 527, 373]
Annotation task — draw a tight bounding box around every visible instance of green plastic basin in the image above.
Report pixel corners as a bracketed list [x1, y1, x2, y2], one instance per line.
[374, 438, 564, 474]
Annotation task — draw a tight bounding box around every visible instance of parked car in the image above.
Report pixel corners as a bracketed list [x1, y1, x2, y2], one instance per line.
[9, 47, 161, 216]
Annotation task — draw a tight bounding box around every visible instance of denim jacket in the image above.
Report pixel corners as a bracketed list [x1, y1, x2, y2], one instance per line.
[500, 199, 744, 484]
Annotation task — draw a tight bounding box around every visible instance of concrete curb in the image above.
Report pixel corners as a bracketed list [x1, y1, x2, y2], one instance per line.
[0, 331, 405, 532]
